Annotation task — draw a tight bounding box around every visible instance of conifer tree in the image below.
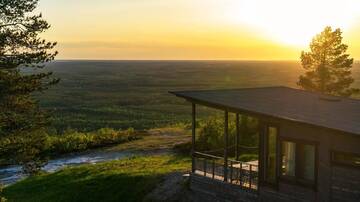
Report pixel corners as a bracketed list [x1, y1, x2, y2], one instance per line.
[0, 0, 58, 173]
[298, 26, 359, 97]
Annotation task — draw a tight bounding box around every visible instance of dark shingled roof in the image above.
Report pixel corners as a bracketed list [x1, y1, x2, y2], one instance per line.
[170, 87, 360, 136]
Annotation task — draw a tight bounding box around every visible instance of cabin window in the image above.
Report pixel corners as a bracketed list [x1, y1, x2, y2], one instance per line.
[265, 127, 277, 184]
[281, 141, 296, 177]
[298, 144, 315, 181]
[281, 140, 316, 186]
[332, 151, 360, 168]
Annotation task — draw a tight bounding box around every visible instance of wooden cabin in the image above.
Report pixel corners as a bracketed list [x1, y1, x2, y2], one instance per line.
[171, 86, 360, 202]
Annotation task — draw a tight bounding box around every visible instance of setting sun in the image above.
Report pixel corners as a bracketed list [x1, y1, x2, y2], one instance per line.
[225, 0, 360, 46]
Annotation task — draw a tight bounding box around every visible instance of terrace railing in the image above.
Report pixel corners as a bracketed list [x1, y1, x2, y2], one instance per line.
[228, 159, 258, 190]
[193, 152, 258, 192]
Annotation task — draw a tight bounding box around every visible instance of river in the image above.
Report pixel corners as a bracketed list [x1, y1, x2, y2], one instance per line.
[0, 149, 139, 186]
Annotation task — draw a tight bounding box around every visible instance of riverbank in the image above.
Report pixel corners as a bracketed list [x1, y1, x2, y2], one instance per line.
[0, 128, 142, 168]
[0, 127, 191, 186]
[3, 154, 191, 202]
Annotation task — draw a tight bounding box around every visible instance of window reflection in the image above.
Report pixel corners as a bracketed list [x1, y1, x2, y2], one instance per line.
[332, 151, 360, 167]
[281, 141, 296, 177]
[281, 140, 316, 184]
[266, 127, 277, 183]
[298, 144, 315, 180]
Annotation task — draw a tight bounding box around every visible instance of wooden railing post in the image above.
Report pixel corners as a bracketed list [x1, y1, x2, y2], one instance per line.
[212, 160, 215, 179]
[236, 163, 240, 184]
[193, 152, 259, 191]
[224, 111, 229, 182]
[191, 103, 196, 173]
[249, 164, 253, 189]
[230, 161, 233, 184]
[204, 159, 207, 176]
[236, 113, 240, 161]
[240, 163, 243, 186]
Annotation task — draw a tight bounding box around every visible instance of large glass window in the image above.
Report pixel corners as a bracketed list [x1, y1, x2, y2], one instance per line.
[332, 151, 360, 167]
[281, 141, 296, 177]
[281, 140, 316, 185]
[266, 127, 277, 184]
[298, 144, 315, 181]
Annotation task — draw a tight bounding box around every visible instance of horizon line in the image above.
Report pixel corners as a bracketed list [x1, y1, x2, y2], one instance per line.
[54, 59, 299, 61]
[53, 59, 360, 62]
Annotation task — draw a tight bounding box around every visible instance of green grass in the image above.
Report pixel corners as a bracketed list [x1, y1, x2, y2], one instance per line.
[107, 127, 191, 152]
[4, 155, 191, 202]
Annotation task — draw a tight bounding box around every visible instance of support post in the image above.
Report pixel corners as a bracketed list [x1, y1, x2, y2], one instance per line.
[258, 121, 264, 186]
[224, 110, 229, 182]
[250, 164, 253, 189]
[191, 103, 196, 173]
[236, 113, 240, 161]
[212, 160, 215, 179]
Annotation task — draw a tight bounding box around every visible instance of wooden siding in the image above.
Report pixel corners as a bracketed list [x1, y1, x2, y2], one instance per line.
[331, 166, 360, 202]
[277, 121, 360, 201]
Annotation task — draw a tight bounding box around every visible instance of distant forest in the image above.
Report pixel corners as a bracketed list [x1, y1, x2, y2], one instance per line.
[39, 61, 360, 132]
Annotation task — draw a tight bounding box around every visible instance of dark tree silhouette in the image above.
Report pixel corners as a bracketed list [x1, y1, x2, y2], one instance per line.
[0, 0, 58, 173]
[298, 26, 359, 97]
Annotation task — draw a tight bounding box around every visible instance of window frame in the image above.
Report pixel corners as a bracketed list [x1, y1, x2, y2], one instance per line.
[331, 150, 360, 169]
[279, 137, 318, 190]
[261, 123, 281, 189]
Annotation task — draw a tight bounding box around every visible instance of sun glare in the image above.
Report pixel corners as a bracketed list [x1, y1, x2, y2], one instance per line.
[224, 0, 360, 47]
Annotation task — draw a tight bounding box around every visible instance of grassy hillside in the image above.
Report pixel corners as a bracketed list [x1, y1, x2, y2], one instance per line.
[4, 155, 190, 202]
[39, 61, 360, 131]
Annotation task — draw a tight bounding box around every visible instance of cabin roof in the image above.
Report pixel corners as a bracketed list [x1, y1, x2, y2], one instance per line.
[170, 86, 360, 136]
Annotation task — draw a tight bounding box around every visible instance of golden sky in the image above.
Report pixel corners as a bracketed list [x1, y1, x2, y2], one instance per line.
[39, 0, 360, 60]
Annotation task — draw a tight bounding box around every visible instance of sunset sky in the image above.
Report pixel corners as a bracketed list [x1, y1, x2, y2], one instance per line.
[38, 0, 360, 60]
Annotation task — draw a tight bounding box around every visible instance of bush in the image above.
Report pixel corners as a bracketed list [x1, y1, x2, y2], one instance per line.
[173, 142, 191, 155]
[48, 128, 141, 155]
[0, 129, 50, 174]
[0, 184, 6, 202]
[238, 154, 258, 162]
[0, 128, 142, 168]
[49, 132, 91, 154]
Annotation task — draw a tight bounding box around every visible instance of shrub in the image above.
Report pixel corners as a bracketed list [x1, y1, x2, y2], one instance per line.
[0, 184, 6, 202]
[238, 154, 258, 162]
[173, 142, 191, 155]
[49, 132, 92, 154]
[48, 128, 140, 155]
[0, 129, 50, 174]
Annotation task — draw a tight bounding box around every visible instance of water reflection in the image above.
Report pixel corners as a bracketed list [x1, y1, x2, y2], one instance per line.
[0, 150, 135, 185]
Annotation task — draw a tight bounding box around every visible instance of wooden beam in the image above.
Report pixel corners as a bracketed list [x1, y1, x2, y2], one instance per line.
[191, 103, 196, 173]
[224, 110, 229, 182]
[236, 113, 240, 161]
